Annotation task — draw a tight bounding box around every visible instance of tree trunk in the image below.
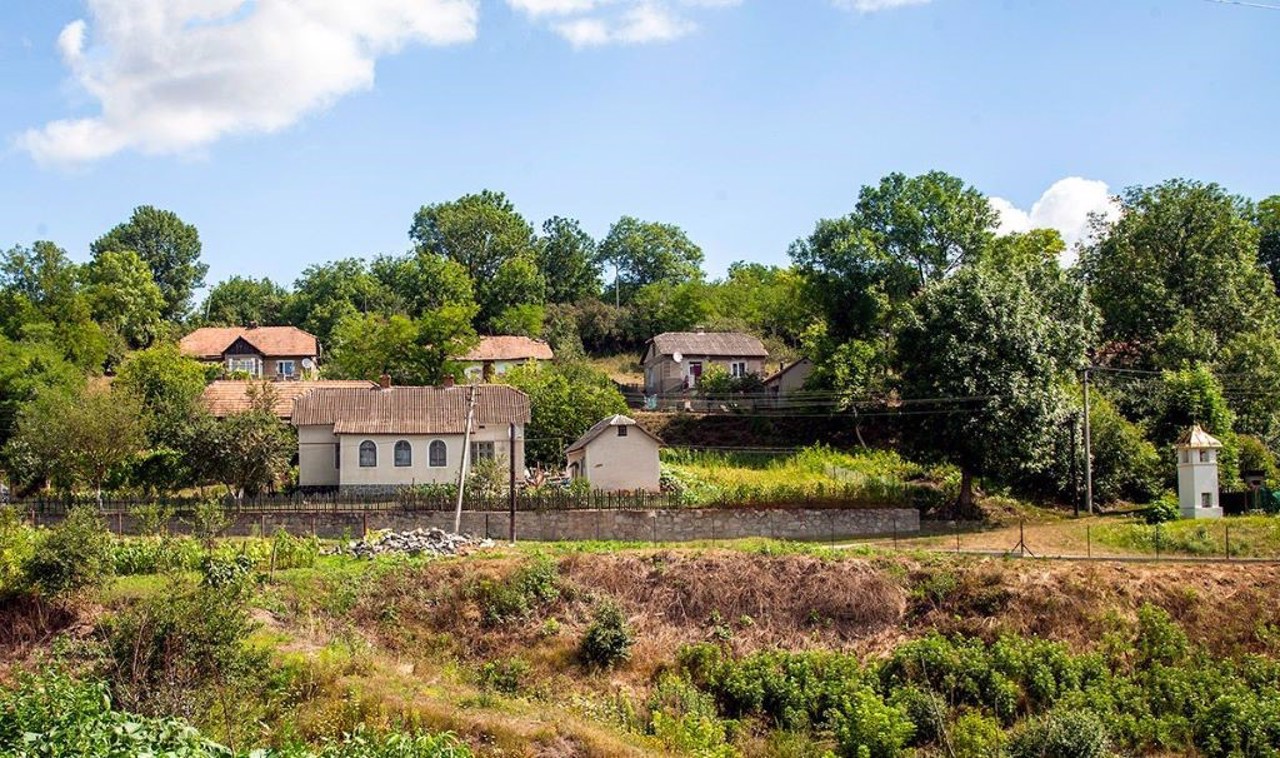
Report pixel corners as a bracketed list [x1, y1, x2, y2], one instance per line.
[955, 468, 979, 520]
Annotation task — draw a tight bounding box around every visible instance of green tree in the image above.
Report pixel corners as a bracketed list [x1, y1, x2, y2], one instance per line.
[0, 241, 83, 317]
[537, 216, 601, 303]
[598, 216, 705, 305]
[0, 337, 82, 450]
[706, 263, 814, 346]
[284, 258, 394, 347]
[502, 361, 629, 468]
[482, 254, 546, 330]
[91, 206, 207, 320]
[371, 251, 475, 318]
[409, 190, 537, 283]
[326, 307, 478, 386]
[1256, 194, 1280, 295]
[620, 280, 712, 346]
[83, 249, 165, 348]
[201, 276, 290, 326]
[7, 383, 145, 503]
[203, 385, 293, 497]
[896, 267, 1081, 515]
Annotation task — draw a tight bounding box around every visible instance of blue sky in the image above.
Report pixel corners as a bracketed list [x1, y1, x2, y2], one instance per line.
[0, 0, 1277, 295]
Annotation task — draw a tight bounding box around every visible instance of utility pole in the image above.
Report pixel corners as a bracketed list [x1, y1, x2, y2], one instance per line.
[1081, 366, 1094, 516]
[508, 422, 517, 545]
[453, 384, 478, 534]
[1070, 410, 1079, 518]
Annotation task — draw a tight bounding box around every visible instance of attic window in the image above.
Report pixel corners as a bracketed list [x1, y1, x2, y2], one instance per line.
[617, 426, 628, 437]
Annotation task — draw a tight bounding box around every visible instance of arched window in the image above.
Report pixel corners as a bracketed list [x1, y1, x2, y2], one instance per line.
[394, 440, 412, 467]
[429, 440, 447, 467]
[359, 440, 377, 468]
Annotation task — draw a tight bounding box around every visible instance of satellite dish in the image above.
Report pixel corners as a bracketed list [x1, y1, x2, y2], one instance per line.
[301, 358, 315, 370]
[673, 352, 684, 364]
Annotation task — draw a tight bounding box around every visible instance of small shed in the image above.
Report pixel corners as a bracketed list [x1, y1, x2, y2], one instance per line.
[566, 415, 661, 493]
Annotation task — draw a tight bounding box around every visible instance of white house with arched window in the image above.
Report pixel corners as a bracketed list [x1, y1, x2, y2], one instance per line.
[292, 383, 531, 494]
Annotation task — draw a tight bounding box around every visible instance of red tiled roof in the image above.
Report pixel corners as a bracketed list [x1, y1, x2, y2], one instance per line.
[179, 326, 318, 359]
[460, 336, 554, 362]
[293, 384, 531, 435]
[202, 380, 379, 419]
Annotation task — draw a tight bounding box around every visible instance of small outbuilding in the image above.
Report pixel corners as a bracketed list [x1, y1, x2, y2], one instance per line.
[1176, 424, 1224, 519]
[565, 415, 661, 493]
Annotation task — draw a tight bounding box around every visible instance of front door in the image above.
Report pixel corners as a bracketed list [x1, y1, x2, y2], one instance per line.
[688, 361, 703, 386]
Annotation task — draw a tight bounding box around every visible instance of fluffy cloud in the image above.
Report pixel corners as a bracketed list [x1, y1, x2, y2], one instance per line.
[19, 0, 478, 164]
[990, 177, 1121, 263]
[508, 0, 739, 47]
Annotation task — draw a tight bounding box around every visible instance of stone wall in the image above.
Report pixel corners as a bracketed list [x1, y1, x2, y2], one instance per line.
[47, 507, 919, 543]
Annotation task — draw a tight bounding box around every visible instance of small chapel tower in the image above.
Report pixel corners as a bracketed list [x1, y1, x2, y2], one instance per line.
[1176, 425, 1224, 519]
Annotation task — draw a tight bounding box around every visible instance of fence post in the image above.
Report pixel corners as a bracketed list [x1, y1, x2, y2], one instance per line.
[954, 521, 960, 554]
[1086, 525, 1091, 559]
[1225, 523, 1231, 561]
[892, 516, 898, 550]
[1155, 524, 1161, 559]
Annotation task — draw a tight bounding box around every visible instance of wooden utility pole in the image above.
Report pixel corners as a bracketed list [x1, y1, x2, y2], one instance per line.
[453, 385, 478, 534]
[508, 422, 517, 545]
[1081, 366, 1094, 515]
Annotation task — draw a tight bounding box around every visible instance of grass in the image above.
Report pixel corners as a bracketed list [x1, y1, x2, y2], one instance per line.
[1093, 515, 1280, 558]
[589, 353, 643, 385]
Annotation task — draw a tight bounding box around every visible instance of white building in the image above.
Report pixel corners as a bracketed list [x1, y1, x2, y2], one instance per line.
[565, 415, 662, 492]
[1176, 424, 1224, 519]
[292, 380, 530, 495]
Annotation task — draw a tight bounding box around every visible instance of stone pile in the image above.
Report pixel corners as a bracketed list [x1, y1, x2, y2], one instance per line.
[341, 528, 493, 559]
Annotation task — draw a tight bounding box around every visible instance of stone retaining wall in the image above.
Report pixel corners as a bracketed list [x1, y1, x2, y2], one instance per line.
[47, 507, 919, 543]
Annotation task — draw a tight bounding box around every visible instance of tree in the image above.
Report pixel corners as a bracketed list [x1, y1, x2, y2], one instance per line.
[409, 190, 537, 283]
[620, 280, 712, 345]
[0, 241, 82, 317]
[502, 361, 629, 468]
[326, 307, 478, 386]
[482, 254, 545, 330]
[7, 383, 145, 503]
[285, 258, 394, 347]
[896, 266, 1081, 516]
[91, 206, 207, 320]
[537, 216, 601, 304]
[201, 276, 290, 326]
[0, 336, 82, 451]
[1080, 180, 1276, 368]
[370, 252, 475, 318]
[83, 249, 165, 349]
[202, 384, 293, 497]
[598, 216, 704, 305]
[706, 263, 814, 346]
[1256, 195, 1280, 295]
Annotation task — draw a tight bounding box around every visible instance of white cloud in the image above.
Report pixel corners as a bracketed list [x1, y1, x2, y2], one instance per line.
[830, 0, 932, 11]
[509, 0, 739, 47]
[19, 0, 478, 165]
[990, 177, 1121, 263]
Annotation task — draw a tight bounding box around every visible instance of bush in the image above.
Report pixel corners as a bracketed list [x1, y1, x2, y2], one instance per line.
[950, 711, 1005, 758]
[1141, 494, 1181, 525]
[829, 688, 915, 758]
[647, 673, 736, 756]
[1008, 709, 1110, 758]
[474, 556, 560, 626]
[479, 658, 531, 695]
[0, 507, 38, 597]
[23, 507, 114, 597]
[580, 600, 633, 669]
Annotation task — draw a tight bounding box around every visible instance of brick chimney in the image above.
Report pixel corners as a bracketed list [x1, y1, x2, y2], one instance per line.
[379, 373, 392, 390]
[442, 374, 456, 388]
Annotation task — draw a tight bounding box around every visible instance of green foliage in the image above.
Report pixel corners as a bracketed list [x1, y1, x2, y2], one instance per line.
[201, 276, 291, 328]
[580, 600, 633, 669]
[0, 506, 38, 597]
[479, 658, 532, 695]
[285, 258, 396, 348]
[950, 711, 1004, 758]
[83, 249, 166, 350]
[473, 556, 561, 626]
[92, 205, 208, 321]
[1140, 493, 1181, 525]
[203, 405, 294, 496]
[326, 309, 478, 386]
[598, 215, 705, 305]
[647, 673, 737, 757]
[189, 500, 232, 544]
[1008, 709, 1110, 758]
[537, 216, 601, 304]
[1088, 393, 1162, 504]
[501, 360, 628, 468]
[22, 507, 114, 597]
[830, 688, 915, 758]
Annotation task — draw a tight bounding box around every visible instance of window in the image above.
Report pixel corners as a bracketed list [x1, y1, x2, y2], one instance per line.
[334, 443, 341, 470]
[359, 440, 377, 467]
[617, 425, 628, 437]
[227, 357, 259, 376]
[278, 360, 296, 377]
[731, 361, 747, 378]
[1200, 450, 1210, 463]
[471, 441, 495, 462]
[429, 440, 447, 467]
[1201, 492, 1213, 508]
[394, 440, 412, 467]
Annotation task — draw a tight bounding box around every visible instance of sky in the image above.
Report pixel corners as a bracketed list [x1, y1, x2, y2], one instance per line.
[0, 0, 1277, 296]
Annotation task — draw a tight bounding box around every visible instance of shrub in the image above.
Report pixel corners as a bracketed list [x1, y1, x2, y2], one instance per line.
[580, 600, 633, 669]
[0, 507, 38, 597]
[187, 500, 231, 545]
[474, 556, 560, 626]
[647, 673, 736, 756]
[271, 528, 320, 570]
[829, 688, 915, 758]
[1141, 494, 1181, 525]
[23, 507, 114, 597]
[950, 711, 1005, 758]
[1008, 709, 1110, 758]
[479, 658, 531, 695]
[128, 502, 176, 536]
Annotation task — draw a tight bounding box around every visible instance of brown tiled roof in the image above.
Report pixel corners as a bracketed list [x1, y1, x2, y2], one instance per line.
[649, 332, 768, 359]
[293, 385, 531, 435]
[202, 380, 379, 419]
[179, 326, 318, 359]
[566, 414, 661, 454]
[460, 336, 554, 362]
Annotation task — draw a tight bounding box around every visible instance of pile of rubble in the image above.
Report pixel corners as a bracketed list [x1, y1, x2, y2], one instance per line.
[339, 528, 493, 559]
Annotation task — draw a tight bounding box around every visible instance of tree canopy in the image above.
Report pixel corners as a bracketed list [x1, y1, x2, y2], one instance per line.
[91, 206, 208, 320]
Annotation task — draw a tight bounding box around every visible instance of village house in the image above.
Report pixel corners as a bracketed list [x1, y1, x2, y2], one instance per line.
[641, 331, 769, 396]
[201, 380, 378, 420]
[566, 415, 662, 492]
[764, 357, 815, 397]
[292, 378, 531, 494]
[180, 325, 319, 380]
[458, 336, 554, 381]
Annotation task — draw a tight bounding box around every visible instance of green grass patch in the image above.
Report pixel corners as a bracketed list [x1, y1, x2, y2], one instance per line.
[1093, 515, 1280, 557]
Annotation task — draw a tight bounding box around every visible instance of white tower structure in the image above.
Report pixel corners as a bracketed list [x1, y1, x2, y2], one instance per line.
[1176, 425, 1224, 519]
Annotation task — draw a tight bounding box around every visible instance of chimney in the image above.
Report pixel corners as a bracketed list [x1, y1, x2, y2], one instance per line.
[247, 321, 259, 330]
[443, 375, 456, 388]
[379, 373, 392, 390]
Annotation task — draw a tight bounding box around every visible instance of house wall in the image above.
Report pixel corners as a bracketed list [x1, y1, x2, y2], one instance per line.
[1177, 448, 1222, 518]
[334, 426, 525, 492]
[768, 359, 814, 396]
[577, 429, 661, 492]
[643, 355, 766, 395]
[220, 352, 316, 379]
[460, 358, 545, 381]
[298, 424, 340, 488]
